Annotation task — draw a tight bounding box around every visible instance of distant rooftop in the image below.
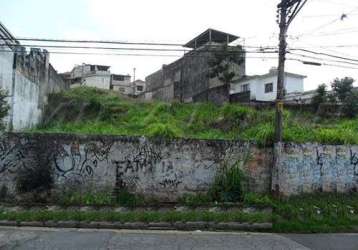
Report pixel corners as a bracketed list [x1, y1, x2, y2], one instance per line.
[0, 21, 20, 47]
[234, 67, 306, 83]
[184, 28, 239, 49]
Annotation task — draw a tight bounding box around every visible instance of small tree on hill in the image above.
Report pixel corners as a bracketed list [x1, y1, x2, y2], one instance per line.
[331, 77, 357, 118]
[331, 77, 354, 102]
[208, 45, 245, 87]
[311, 84, 327, 112]
[341, 91, 358, 118]
[0, 89, 9, 131]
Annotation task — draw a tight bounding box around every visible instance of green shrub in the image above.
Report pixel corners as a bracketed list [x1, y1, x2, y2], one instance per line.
[117, 190, 144, 207]
[209, 160, 248, 202]
[178, 193, 213, 207]
[243, 193, 273, 208]
[146, 123, 181, 138]
[341, 92, 358, 118]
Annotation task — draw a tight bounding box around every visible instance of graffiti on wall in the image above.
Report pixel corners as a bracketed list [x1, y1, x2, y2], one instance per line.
[276, 144, 358, 195]
[54, 140, 113, 185]
[112, 144, 162, 189]
[350, 149, 358, 176]
[0, 137, 33, 174]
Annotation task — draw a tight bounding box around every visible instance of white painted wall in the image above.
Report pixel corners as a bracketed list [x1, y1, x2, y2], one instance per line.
[231, 74, 304, 102]
[0, 44, 14, 129]
[12, 71, 42, 130]
[83, 74, 111, 90]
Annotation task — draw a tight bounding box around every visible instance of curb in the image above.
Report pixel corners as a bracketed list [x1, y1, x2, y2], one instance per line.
[0, 220, 272, 232]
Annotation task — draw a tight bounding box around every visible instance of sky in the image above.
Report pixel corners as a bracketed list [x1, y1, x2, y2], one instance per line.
[1, 0, 358, 91]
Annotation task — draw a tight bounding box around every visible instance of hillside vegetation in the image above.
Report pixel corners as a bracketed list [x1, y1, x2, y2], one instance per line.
[32, 87, 358, 145]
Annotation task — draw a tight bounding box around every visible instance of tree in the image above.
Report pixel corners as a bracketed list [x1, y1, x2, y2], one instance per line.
[0, 89, 9, 131]
[330, 77, 357, 118]
[341, 91, 358, 118]
[331, 77, 354, 102]
[207, 45, 245, 86]
[311, 84, 327, 112]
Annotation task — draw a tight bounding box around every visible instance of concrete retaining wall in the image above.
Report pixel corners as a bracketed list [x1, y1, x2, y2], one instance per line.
[0, 133, 272, 201]
[1, 134, 357, 199]
[273, 143, 358, 196]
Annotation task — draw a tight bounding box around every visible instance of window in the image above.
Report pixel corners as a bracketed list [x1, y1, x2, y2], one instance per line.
[137, 86, 144, 92]
[241, 84, 249, 92]
[90, 65, 95, 72]
[265, 83, 273, 93]
[113, 75, 125, 81]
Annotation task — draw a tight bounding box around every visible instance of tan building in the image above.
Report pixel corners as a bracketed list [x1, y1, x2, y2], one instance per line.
[110, 74, 132, 94]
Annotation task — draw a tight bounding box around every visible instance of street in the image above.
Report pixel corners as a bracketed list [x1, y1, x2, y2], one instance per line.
[0, 227, 357, 250]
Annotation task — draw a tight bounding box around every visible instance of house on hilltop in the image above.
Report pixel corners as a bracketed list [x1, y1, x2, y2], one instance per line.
[230, 68, 306, 102]
[62, 64, 135, 95]
[145, 29, 246, 104]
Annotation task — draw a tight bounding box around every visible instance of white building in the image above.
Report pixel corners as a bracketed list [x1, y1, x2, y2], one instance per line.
[133, 80, 146, 96]
[64, 64, 112, 90]
[231, 68, 306, 102]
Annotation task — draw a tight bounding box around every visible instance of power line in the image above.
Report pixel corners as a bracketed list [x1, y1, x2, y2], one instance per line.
[290, 48, 358, 62]
[1, 37, 185, 47]
[288, 51, 358, 66]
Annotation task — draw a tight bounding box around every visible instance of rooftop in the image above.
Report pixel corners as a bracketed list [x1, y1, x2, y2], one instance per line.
[234, 68, 306, 83]
[184, 28, 239, 49]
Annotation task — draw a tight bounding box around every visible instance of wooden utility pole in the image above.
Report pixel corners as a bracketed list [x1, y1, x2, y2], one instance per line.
[275, 0, 308, 142]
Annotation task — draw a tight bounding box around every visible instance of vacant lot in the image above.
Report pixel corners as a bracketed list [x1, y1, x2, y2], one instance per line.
[33, 87, 358, 145]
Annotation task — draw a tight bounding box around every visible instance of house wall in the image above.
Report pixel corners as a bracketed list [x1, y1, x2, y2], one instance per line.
[0, 133, 272, 201]
[0, 46, 68, 130]
[133, 81, 146, 96]
[83, 74, 111, 90]
[112, 76, 132, 95]
[232, 75, 304, 102]
[146, 46, 245, 104]
[0, 41, 14, 127]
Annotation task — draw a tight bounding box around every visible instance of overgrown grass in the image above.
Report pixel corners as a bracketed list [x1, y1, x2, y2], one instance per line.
[0, 210, 271, 224]
[50, 190, 144, 208]
[31, 87, 358, 145]
[273, 193, 358, 233]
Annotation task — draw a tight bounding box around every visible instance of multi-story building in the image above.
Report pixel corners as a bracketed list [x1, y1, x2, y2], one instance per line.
[145, 29, 246, 104]
[63, 64, 112, 90]
[63, 64, 134, 95]
[110, 74, 132, 94]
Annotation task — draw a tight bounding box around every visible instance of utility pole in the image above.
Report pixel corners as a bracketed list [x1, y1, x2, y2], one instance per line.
[275, 0, 308, 142]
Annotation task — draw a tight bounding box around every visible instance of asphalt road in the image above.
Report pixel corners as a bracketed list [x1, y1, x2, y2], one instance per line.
[0, 227, 357, 250]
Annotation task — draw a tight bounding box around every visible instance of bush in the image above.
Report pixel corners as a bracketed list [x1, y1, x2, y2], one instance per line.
[243, 193, 273, 208]
[178, 193, 213, 207]
[341, 92, 358, 118]
[146, 123, 180, 138]
[209, 160, 248, 202]
[311, 84, 327, 112]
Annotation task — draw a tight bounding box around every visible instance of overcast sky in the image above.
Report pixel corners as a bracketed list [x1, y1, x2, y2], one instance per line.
[1, 0, 358, 91]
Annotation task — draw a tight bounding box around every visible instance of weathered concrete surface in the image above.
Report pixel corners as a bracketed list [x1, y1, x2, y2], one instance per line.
[284, 234, 358, 250]
[0, 133, 272, 201]
[0, 227, 311, 250]
[272, 143, 358, 196]
[0, 24, 68, 131]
